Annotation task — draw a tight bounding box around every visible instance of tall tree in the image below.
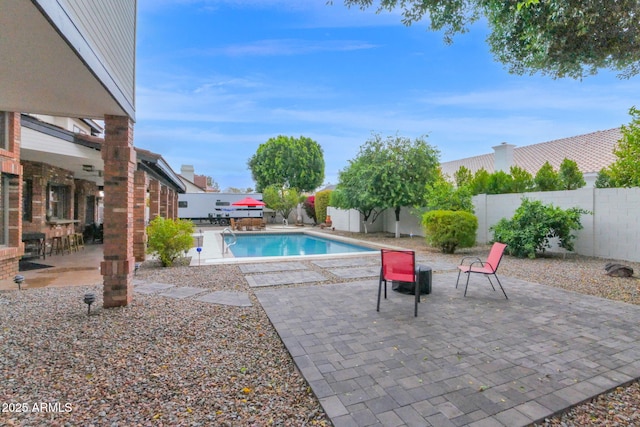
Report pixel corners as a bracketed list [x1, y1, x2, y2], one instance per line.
[558, 158, 586, 190]
[247, 135, 325, 192]
[609, 107, 640, 188]
[454, 166, 473, 188]
[486, 170, 514, 194]
[206, 176, 220, 192]
[334, 0, 640, 79]
[509, 165, 534, 193]
[342, 134, 440, 237]
[534, 161, 561, 191]
[471, 168, 491, 195]
[424, 170, 474, 212]
[262, 185, 300, 223]
[334, 155, 386, 233]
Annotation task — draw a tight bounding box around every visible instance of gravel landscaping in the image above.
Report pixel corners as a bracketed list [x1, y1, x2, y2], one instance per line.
[1, 230, 639, 426]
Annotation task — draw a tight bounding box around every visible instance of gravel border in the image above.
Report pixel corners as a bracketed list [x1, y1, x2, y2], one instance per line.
[1, 230, 639, 426]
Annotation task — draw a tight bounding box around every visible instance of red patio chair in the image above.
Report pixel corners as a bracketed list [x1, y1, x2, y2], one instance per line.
[378, 249, 420, 316]
[456, 242, 508, 299]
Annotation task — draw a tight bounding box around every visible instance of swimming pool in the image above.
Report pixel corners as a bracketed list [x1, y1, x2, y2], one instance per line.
[224, 232, 377, 258]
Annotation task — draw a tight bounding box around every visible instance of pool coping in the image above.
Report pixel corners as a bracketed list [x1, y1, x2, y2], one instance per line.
[187, 227, 408, 266]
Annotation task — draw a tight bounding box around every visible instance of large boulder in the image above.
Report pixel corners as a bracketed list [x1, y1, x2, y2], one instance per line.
[605, 263, 634, 278]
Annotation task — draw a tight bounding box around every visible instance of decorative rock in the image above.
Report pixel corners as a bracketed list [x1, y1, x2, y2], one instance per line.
[605, 263, 634, 277]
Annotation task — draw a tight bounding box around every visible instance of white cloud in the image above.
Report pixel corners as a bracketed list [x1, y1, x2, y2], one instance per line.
[191, 39, 380, 57]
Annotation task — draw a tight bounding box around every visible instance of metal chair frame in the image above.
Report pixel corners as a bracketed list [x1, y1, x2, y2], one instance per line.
[456, 242, 508, 299]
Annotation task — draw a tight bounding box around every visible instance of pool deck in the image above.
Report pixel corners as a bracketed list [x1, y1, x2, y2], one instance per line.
[186, 226, 384, 266]
[250, 259, 640, 427]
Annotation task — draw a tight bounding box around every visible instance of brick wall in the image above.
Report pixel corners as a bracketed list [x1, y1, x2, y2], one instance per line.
[0, 112, 23, 280]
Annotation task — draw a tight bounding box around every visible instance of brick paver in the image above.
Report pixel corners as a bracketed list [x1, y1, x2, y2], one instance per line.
[245, 270, 327, 287]
[255, 272, 640, 426]
[196, 290, 252, 307]
[133, 282, 175, 294]
[159, 286, 209, 299]
[239, 261, 308, 273]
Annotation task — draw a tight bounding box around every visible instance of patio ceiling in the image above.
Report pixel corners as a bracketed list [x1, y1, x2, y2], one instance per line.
[0, 1, 130, 119]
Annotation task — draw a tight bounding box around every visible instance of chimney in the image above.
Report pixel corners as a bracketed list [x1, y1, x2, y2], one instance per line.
[492, 142, 515, 172]
[180, 164, 195, 182]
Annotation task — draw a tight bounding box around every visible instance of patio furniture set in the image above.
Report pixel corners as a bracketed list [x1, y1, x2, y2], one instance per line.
[377, 242, 508, 316]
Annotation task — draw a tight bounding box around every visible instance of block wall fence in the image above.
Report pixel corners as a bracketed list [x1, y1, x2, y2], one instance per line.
[327, 187, 640, 263]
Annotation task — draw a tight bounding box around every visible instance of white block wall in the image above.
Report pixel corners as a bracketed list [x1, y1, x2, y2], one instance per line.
[593, 188, 640, 261]
[327, 207, 384, 233]
[329, 187, 640, 262]
[473, 188, 639, 262]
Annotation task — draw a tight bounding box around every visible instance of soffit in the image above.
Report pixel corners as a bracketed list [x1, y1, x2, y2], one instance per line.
[0, 1, 128, 119]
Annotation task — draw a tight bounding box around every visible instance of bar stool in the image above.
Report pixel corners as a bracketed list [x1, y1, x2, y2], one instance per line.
[61, 235, 72, 254]
[74, 233, 85, 250]
[49, 236, 64, 255]
[68, 234, 78, 252]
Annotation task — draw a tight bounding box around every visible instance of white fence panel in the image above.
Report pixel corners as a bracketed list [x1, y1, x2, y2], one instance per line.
[327, 188, 640, 262]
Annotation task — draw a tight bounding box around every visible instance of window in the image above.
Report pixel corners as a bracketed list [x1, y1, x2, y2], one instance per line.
[0, 175, 8, 245]
[46, 183, 71, 220]
[0, 112, 8, 150]
[72, 124, 87, 134]
[23, 179, 33, 222]
[178, 201, 188, 208]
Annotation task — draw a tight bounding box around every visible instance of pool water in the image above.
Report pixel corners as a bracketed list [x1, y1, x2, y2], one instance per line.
[224, 233, 377, 258]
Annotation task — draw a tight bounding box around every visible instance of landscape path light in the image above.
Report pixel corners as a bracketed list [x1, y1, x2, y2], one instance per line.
[14, 275, 24, 290]
[83, 292, 96, 316]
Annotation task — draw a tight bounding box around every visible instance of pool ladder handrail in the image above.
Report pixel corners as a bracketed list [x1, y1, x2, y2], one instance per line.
[222, 227, 237, 254]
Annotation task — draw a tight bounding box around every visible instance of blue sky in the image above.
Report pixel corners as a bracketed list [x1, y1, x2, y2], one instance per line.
[135, 0, 639, 191]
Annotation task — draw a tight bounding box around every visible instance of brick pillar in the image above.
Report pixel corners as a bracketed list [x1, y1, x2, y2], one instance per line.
[168, 190, 177, 219]
[133, 170, 147, 262]
[149, 179, 160, 221]
[101, 115, 136, 308]
[159, 185, 168, 218]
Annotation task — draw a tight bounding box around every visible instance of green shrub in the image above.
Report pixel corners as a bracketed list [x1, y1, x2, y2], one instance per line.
[490, 198, 589, 259]
[146, 216, 195, 267]
[422, 210, 478, 254]
[315, 189, 332, 224]
[424, 174, 474, 212]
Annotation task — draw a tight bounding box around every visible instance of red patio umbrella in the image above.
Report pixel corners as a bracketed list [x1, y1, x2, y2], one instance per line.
[231, 196, 266, 207]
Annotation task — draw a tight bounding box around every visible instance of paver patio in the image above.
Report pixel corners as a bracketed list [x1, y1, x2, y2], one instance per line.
[255, 271, 640, 427]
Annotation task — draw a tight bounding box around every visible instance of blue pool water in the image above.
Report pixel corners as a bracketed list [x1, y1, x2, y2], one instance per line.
[224, 233, 377, 258]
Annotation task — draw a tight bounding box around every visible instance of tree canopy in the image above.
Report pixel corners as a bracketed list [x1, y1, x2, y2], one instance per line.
[608, 107, 640, 188]
[558, 158, 586, 190]
[262, 185, 300, 222]
[338, 134, 440, 237]
[335, 0, 640, 79]
[247, 135, 325, 192]
[334, 154, 386, 232]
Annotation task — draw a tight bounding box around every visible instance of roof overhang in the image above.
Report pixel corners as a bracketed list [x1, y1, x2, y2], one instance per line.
[20, 115, 105, 186]
[136, 149, 187, 193]
[0, 1, 134, 119]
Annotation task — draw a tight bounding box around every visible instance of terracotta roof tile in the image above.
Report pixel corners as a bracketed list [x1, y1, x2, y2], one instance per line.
[441, 128, 621, 178]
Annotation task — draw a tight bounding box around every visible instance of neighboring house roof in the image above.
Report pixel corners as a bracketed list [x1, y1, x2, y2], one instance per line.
[178, 175, 207, 193]
[441, 128, 622, 178]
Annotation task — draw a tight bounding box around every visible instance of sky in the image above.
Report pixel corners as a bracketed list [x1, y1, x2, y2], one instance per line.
[134, 0, 640, 191]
